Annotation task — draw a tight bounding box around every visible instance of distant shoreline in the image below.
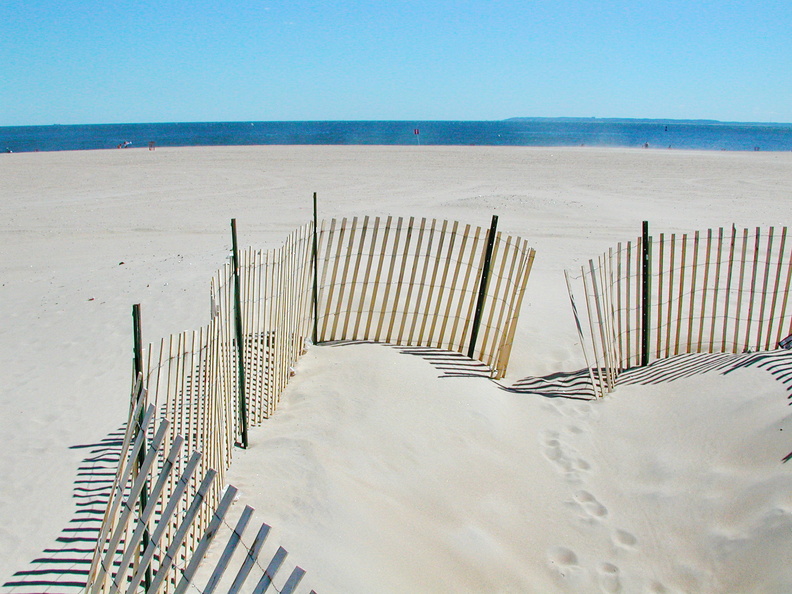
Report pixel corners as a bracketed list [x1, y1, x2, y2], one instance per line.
[505, 116, 792, 126]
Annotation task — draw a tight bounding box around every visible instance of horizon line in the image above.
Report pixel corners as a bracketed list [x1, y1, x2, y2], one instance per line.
[3, 116, 792, 128]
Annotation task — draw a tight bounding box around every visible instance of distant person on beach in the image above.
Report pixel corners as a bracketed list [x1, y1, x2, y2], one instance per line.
[148, 141, 156, 151]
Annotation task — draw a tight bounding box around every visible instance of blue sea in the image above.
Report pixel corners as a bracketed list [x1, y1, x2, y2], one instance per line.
[2, 118, 792, 153]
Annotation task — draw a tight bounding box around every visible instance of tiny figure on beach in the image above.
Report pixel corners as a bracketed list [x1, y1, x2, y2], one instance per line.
[148, 141, 156, 151]
[643, 142, 649, 148]
[4, 147, 12, 153]
[117, 141, 132, 149]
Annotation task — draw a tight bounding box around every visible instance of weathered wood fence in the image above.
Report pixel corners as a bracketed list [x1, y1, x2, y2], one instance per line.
[316, 216, 535, 378]
[567, 225, 792, 396]
[86, 379, 313, 594]
[210, 222, 316, 426]
[86, 213, 535, 592]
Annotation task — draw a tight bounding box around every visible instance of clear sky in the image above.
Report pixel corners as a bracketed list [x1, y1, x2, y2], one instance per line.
[2, 0, 791, 125]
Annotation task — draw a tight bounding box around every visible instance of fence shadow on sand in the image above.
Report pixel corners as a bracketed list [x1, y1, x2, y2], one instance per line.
[339, 343, 792, 425]
[330, 341, 597, 400]
[1, 428, 126, 594]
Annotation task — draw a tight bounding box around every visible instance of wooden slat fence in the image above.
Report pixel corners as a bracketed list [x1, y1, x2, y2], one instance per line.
[87, 214, 534, 591]
[84, 379, 313, 593]
[317, 216, 535, 379]
[567, 225, 792, 396]
[210, 222, 315, 425]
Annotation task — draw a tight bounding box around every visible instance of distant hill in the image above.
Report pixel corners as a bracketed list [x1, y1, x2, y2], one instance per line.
[505, 117, 739, 125]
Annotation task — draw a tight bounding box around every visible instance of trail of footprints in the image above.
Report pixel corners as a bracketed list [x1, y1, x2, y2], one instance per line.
[540, 400, 649, 593]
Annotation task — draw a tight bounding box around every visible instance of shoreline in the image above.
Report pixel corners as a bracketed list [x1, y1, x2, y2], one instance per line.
[3, 142, 792, 156]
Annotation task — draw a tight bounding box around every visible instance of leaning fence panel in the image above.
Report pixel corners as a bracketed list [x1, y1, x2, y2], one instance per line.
[567, 225, 792, 397]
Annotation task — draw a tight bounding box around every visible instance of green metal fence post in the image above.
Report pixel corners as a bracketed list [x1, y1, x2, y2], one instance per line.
[231, 219, 249, 449]
[641, 220, 652, 367]
[132, 304, 151, 592]
[312, 192, 319, 345]
[468, 215, 499, 359]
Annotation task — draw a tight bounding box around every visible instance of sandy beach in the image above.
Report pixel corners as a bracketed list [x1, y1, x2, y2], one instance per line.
[1, 146, 791, 592]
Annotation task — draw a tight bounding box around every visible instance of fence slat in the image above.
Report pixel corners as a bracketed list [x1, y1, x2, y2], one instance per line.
[418, 219, 448, 346]
[352, 216, 378, 339]
[756, 227, 774, 350]
[174, 485, 239, 594]
[407, 219, 437, 345]
[122, 451, 202, 593]
[490, 238, 524, 372]
[99, 422, 172, 590]
[768, 227, 788, 348]
[427, 220, 458, 348]
[365, 216, 392, 340]
[585, 261, 609, 393]
[281, 566, 307, 594]
[496, 245, 535, 378]
[438, 223, 470, 350]
[696, 229, 712, 352]
[776, 229, 792, 345]
[90, 402, 156, 593]
[203, 505, 254, 594]
[342, 216, 369, 340]
[252, 546, 288, 594]
[228, 522, 271, 594]
[673, 234, 687, 355]
[686, 232, 699, 353]
[148, 469, 218, 594]
[397, 217, 427, 345]
[450, 225, 483, 353]
[743, 227, 760, 351]
[479, 233, 509, 367]
[375, 216, 404, 342]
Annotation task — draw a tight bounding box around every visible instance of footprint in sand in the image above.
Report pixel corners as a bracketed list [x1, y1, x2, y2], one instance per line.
[574, 490, 608, 519]
[597, 562, 621, 593]
[541, 429, 560, 444]
[540, 431, 568, 466]
[547, 546, 581, 580]
[540, 431, 591, 481]
[548, 545, 579, 566]
[613, 529, 637, 549]
[571, 402, 593, 418]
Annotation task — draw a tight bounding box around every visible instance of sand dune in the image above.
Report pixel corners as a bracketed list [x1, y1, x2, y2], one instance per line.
[1, 146, 791, 592]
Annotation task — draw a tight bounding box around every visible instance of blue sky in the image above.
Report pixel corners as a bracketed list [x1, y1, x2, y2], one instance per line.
[2, 0, 791, 125]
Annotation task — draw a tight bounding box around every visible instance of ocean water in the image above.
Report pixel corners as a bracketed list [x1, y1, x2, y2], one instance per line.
[2, 119, 792, 153]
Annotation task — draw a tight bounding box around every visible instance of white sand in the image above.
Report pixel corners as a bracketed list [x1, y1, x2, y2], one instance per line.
[1, 146, 791, 592]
